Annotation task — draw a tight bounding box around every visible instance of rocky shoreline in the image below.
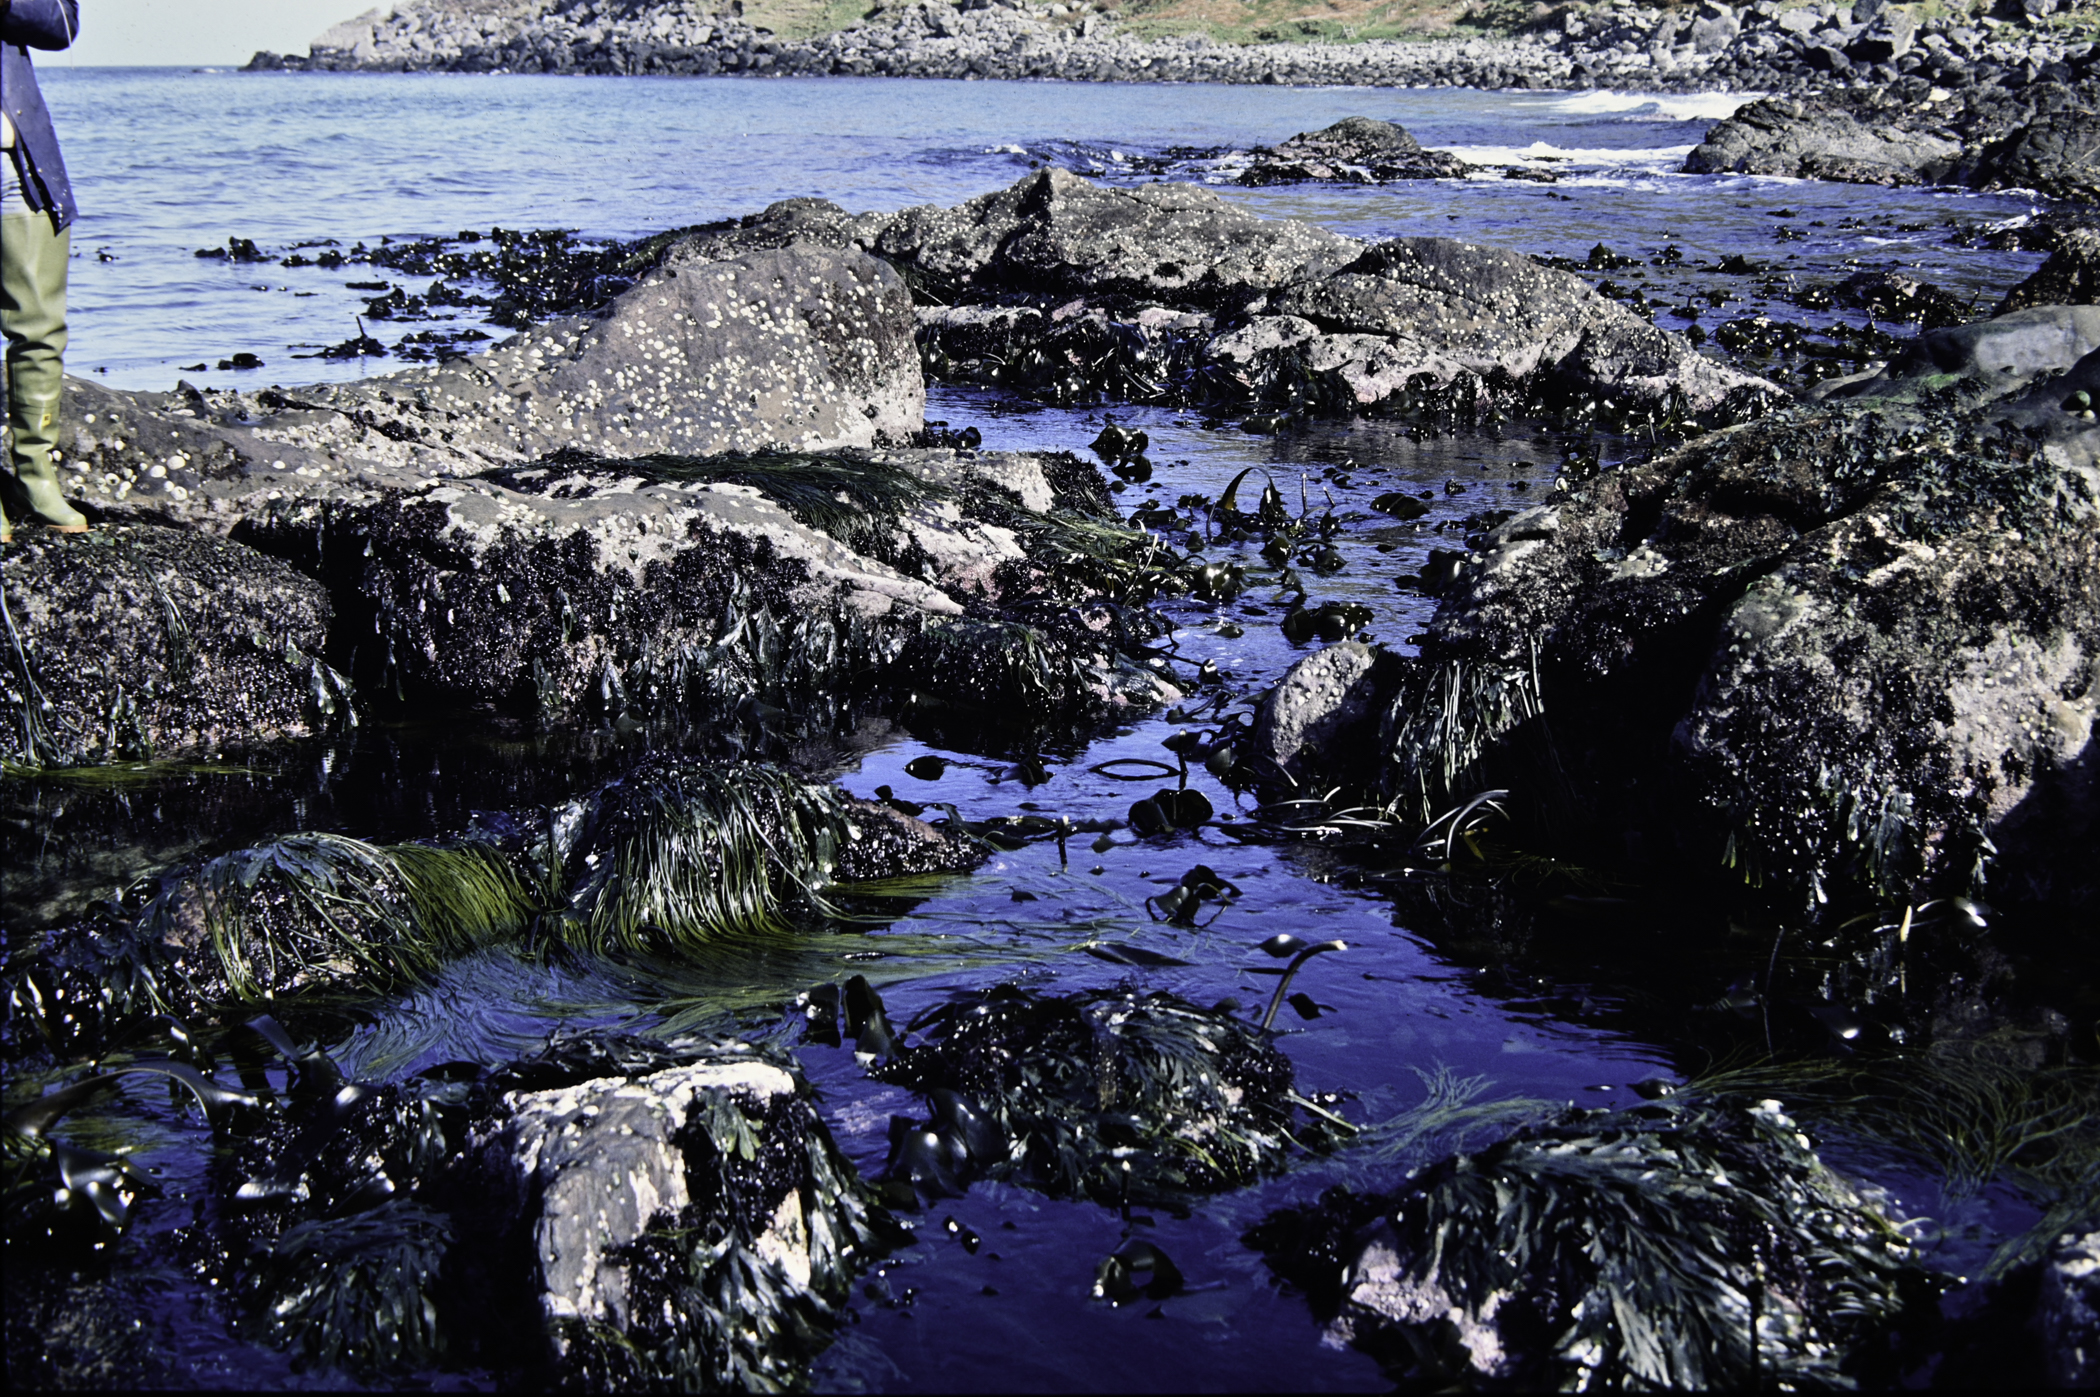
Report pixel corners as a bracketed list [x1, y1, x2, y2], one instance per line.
[5, 102, 2097, 1395]
[247, 0, 2099, 100]
[243, 1, 2100, 203]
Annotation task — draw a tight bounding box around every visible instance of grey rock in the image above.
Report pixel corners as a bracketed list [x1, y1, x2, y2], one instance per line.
[894, 171, 1775, 415]
[474, 1054, 816, 1354]
[1237, 116, 1473, 185]
[1846, 10, 1917, 64]
[1267, 237, 1771, 410]
[2039, 1230, 2100, 1388]
[1, 525, 342, 765]
[1683, 96, 1960, 185]
[1962, 109, 2100, 203]
[55, 241, 924, 531]
[1250, 641, 1402, 786]
[1831, 304, 2100, 400]
[873, 167, 1360, 308]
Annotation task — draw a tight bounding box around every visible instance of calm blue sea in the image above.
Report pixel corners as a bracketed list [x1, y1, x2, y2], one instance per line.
[39, 68, 2046, 389]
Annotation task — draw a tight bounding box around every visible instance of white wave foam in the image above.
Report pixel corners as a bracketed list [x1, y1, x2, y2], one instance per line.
[1544, 90, 1753, 123]
[1446, 140, 1694, 171]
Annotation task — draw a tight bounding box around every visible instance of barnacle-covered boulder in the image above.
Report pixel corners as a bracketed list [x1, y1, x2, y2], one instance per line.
[853, 169, 1775, 416]
[1258, 309, 2100, 921]
[0, 524, 346, 766]
[1248, 1097, 1922, 1389]
[51, 241, 923, 526]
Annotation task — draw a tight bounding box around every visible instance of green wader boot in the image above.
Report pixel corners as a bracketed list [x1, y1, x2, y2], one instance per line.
[2, 204, 87, 535]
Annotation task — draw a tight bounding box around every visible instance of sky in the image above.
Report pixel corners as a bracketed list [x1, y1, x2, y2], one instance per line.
[36, 1, 377, 67]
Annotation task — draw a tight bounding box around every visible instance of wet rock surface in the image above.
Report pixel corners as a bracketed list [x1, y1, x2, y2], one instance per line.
[1248, 1094, 1923, 1390]
[1255, 304, 2100, 920]
[1236, 117, 1472, 187]
[2039, 1230, 2100, 1388]
[1, 526, 345, 765]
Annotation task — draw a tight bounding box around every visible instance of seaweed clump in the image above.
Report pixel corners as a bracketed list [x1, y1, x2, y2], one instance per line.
[555, 755, 978, 956]
[873, 984, 1337, 1205]
[1248, 1095, 1923, 1390]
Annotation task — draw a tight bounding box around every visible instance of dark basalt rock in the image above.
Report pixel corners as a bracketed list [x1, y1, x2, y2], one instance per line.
[880, 170, 1775, 418]
[1684, 79, 2100, 200]
[1, 525, 346, 766]
[1999, 225, 2100, 314]
[1252, 306, 2100, 921]
[1237, 116, 1472, 186]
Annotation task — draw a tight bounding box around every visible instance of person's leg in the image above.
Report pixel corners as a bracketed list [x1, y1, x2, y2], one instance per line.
[2, 205, 87, 533]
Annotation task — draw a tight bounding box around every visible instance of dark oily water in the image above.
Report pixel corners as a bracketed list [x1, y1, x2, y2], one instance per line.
[5, 71, 2085, 1392]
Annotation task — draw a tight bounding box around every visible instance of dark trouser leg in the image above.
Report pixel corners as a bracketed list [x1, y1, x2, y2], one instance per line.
[2, 207, 86, 531]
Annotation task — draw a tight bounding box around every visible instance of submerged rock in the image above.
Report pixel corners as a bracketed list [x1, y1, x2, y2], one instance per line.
[1248, 1096, 1921, 1389]
[1237, 116, 1473, 186]
[1254, 305, 2100, 919]
[0, 525, 345, 765]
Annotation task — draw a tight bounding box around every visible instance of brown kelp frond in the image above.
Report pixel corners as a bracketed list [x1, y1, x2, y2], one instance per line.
[1680, 1046, 2100, 1275]
[872, 984, 1340, 1203]
[1249, 1095, 1920, 1391]
[143, 833, 539, 1003]
[559, 757, 880, 956]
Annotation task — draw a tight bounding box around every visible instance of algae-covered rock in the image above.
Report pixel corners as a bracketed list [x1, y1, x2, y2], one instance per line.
[1, 525, 345, 766]
[1249, 1097, 1921, 1390]
[871, 983, 1333, 1204]
[1258, 307, 2100, 919]
[169, 1026, 886, 1388]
